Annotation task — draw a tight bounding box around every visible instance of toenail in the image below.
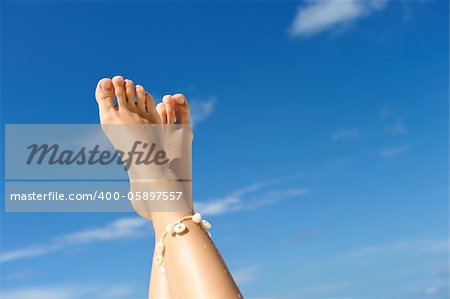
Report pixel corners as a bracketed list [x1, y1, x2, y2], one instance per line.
[101, 80, 111, 89]
[175, 97, 184, 104]
[163, 96, 172, 104]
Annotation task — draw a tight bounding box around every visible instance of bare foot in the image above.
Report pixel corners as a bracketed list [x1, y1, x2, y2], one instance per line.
[95, 76, 192, 219]
[156, 94, 193, 202]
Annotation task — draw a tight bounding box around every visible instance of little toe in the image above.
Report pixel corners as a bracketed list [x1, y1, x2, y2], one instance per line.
[95, 78, 116, 112]
[112, 75, 128, 110]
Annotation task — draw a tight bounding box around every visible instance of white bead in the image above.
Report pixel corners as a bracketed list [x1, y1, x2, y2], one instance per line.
[154, 254, 163, 265]
[201, 220, 211, 229]
[174, 222, 187, 234]
[166, 224, 174, 234]
[157, 242, 165, 253]
[192, 213, 202, 224]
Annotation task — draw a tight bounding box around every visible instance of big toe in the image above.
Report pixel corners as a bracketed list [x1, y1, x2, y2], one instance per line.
[172, 94, 190, 124]
[95, 78, 116, 112]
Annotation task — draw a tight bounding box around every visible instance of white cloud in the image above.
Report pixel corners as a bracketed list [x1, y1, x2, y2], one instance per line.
[56, 217, 148, 245]
[290, 0, 388, 37]
[293, 282, 351, 298]
[2, 178, 306, 263]
[196, 180, 309, 216]
[425, 286, 441, 295]
[2, 270, 39, 281]
[248, 282, 351, 299]
[0, 217, 149, 264]
[332, 128, 360, 140]
[379, 106, 409, 135]
[197, 196, 241, 216]
[387, 120, 408, 135]
[380, 144, 410, 157]
[190, 97, 215, 126]
[342, 239, 449, 259]
[0, 284, 136, 299]
[196, 183, 265, 215]
[0, 244, 63, 264]
[232, 265, 262, 284]
[380, 105, 395, 119]
[246, 188, 309, 210]
[98, 284, 136, 297]
[1, 287, 76, 299]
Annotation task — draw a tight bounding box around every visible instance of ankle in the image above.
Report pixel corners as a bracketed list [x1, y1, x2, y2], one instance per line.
[151, 211, 194, 238]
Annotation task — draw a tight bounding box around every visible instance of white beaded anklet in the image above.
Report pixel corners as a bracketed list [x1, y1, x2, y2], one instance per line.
[154, 212, 212, 274]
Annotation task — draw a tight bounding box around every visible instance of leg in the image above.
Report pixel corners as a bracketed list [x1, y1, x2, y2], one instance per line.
[151, 212, 242, 299]
[95, 78, 241, 298]
[154, 95, 241, 298]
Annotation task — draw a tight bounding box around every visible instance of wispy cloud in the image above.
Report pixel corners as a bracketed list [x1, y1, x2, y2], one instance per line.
[419, 284, 450, 298]
[0, 244, 63, 264]
[1, 286, 76, 299]
[56, 217, 148, 245]
[247, 188, 308, 208]
[380, 105, 395, 119]
[387, 120, 408, 135]
[232, 265, 262, 284]
[342, 239, 449, 260]
[280, 224, 328, 246]
[289, 282, 351, 298]
[197, 179, 309, 216]
[380, 144, 410, 157]
[332, 128, 360, 141]
[0, 284, 137, 299]
[0, 217, 149, 264]
[314, 157, 350, 177]
[2, 269, 39, 281]
[379, 106, 409, 135]
[398, 262, 450, 298]
[330, 240, 449, 297]
[290, 0, 388, 37]
[190, 97, 215, 126]
[2, 178, 306, 263]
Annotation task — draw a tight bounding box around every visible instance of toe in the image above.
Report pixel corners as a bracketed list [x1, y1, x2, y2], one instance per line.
[146, 92, 161, 124]
[125, 79, 137, 112]
[112, 75, 128, 110]
[156, 103, 167, 124]
[172, 93, 190, 124]
[95, 78, 116, 112]
[135, 85, 147, 115]
[162, 95, 175, 124]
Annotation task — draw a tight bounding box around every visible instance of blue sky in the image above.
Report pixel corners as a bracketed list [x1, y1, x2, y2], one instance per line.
[1, 0, 448, 298]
